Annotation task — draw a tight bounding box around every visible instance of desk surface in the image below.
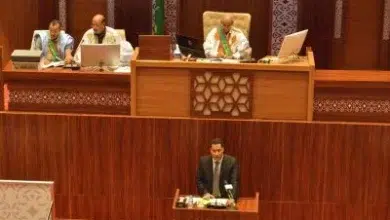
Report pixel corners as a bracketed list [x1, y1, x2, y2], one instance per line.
[315, 69, 390, 82]
[3, 61, 130, 75]
[134, 57, 312, 72]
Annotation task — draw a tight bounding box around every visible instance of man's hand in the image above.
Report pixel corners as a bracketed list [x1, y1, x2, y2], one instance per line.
[202, 193, 214, 200]
[43, 58, 50, 65]
[227, 199, 235, 205]
[65, 55, 73, 64]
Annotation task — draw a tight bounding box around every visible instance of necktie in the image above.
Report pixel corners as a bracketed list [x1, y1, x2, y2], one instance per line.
[213, 161, 221, 197]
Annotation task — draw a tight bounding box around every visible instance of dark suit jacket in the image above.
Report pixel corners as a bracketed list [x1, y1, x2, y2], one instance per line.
[196, 154, 239, 200]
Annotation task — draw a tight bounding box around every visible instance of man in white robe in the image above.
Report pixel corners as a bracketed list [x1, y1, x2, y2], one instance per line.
[74, 14, 133, 66]
[203, 15, 250, 59]
[33, 20, 74, 64]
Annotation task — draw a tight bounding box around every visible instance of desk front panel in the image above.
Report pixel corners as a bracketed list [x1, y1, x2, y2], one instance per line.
[3, 67, 131, 115]
[314, 70, 390, 122]
[134, 64, 311, 120]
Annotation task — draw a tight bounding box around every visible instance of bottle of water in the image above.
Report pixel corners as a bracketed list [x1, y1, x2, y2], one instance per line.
[173, 44, 182, 60]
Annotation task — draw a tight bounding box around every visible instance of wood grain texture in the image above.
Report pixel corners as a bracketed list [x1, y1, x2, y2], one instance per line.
[0, 0, 57, 63]
[115, 0, 152, 47]
[298, 0, 337, 69]
[314, 69, 390, 122]
[252, 71, 309, 120]
[138, 35, 172, 60]
[135, 67, 191, 116]
[343, 0, 383, 69]
[0, 47, 3, 110]
[3, 61, 131, 114]
[67, 0, 107, 47]
[0, 113, 388, 219]
[133, 56, 312, 120]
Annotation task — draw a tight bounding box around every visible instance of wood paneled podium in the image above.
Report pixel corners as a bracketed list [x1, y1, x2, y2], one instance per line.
[172, 189, 259, 220]
[131, 49, 315, 121]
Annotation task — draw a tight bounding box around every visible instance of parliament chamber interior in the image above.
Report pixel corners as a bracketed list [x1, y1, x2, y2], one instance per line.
[0, 0, 389, 220]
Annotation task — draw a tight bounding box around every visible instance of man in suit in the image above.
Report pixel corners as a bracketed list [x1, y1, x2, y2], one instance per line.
[196, 138, 239, 202]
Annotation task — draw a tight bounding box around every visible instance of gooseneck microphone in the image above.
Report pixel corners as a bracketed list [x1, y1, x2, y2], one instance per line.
[224, 180, 234, 198]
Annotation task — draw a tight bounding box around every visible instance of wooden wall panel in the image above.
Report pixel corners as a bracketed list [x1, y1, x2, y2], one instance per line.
[0, 0, 57, 62]
[343, 0, 384, 69]
[115, 0, 152, 47]
[0, 113, 388, 220]
[67, 0, 107, 46]
[2, 0, 390, 70]
[298, 0, 337, 69]
[177, 0, 270, 59]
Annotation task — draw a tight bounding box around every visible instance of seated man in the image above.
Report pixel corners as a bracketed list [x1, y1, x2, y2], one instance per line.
[203, 14, 250, 59]
[196, 138, 238, 204]
[33, 20, 74, 64]
[74, 14, 133, 65]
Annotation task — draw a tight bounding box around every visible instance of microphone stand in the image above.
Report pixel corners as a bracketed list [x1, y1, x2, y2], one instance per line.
[224, 180, 236, 209]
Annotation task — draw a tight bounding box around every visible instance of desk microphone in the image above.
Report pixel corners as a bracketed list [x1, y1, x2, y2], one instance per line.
[224, 180, 234, 200]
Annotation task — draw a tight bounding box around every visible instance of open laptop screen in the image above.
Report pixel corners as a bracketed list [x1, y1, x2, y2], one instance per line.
[176, 34, 206, 58]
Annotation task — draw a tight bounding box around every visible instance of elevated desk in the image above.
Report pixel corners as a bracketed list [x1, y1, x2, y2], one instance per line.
[1, 61, 131, 114]
[132, 51, 315, 121]
[172, 189, 259, 220]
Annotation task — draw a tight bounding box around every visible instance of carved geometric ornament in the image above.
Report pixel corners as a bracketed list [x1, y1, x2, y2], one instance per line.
[191, 71, 252, 118]
[314, 97, 390, 113]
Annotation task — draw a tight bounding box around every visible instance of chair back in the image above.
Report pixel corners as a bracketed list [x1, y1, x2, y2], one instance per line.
[202, 11, 251, 40]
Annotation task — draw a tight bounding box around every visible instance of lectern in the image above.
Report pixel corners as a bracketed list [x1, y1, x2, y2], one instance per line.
[172, 189, 259, 220]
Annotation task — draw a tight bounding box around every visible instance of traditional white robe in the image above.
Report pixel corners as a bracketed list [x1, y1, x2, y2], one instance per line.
[74, 26, 133, 66]
[203, 27, 249, 59]
[34, 31, 74, 62]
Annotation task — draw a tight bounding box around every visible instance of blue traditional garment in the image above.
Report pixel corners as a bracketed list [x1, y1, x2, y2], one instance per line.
[34, 30, 74, 61]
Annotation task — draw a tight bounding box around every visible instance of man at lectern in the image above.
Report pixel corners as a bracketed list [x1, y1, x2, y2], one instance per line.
[196, 138, 239, 203]
[203, 14, 250, 59]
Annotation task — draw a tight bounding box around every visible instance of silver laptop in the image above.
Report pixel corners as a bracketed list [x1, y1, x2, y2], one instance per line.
[80, 44, 120, 67]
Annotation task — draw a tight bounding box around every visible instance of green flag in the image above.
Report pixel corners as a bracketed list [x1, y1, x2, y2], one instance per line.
[152, 0, 165, 35]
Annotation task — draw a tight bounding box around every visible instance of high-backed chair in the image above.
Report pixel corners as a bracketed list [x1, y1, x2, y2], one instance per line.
[0, 180, 55, 220]
[202, 11, 252, 58]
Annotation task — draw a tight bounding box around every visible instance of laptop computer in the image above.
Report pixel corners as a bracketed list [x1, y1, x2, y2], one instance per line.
[176, 34, 206, 58]
[81, 44, 120, 67]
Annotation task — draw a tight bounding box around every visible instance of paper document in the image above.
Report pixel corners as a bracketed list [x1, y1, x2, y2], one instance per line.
[41, 61, 65, 69]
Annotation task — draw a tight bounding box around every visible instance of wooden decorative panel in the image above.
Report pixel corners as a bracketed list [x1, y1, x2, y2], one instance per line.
[2, 65, 131, 115]
[191, 71, 252, 118]
[314, 70, 390, 122]
[0, 113, 388, 220]
[5, 86, 130, 114]
[314, 93, 390, 122]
